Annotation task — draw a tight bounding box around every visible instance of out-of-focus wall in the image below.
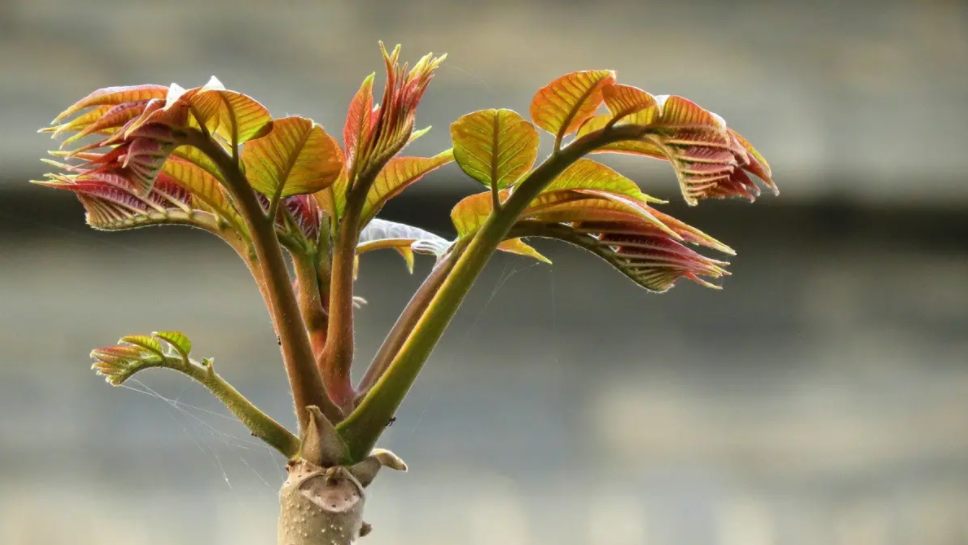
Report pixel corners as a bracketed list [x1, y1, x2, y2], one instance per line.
[2, 0, 968, 203]
[2, 1, 968, 545]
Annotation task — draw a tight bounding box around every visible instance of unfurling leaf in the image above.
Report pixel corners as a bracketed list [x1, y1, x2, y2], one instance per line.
[278, 194, 323, 247]
[452, 164, 734, 290]
[512, 221, 730, 293]
[451, 109, 538, 190]
[51, 84, 168, 124]
[530, 70, 616, 145]
[358, 218, 451, 273]
[32, 169, 233, 238]
[361, 150, 454, 227]
[91, 337, 167, 386]
[343, 44, 446, 186]
[241, 116, 343, 199]
[578, 90, 777, 205]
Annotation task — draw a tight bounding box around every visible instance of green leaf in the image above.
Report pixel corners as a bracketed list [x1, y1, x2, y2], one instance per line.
[153, 331, 193, 360]
[451, 109, 538, 190]
[360, 150, 453, 227]
[241, 116, 343, 199]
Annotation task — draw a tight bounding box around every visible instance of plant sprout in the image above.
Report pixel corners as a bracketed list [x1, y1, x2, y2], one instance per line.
[34, 42, 776, 544]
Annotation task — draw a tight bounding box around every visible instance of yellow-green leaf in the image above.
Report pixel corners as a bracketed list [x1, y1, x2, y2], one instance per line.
[543, 159, 663, 204]
[161, 156, 243, 231]
[449, 190, 548, 263]
[361, 150, 453, 227]
[497, 239, 551, 263]
[451, 109, 538, 190]
[188, 84, 273, 146]
[119, 335, 165, 358]
[241, 116, 343, 198]
[529, 70, 616, 144]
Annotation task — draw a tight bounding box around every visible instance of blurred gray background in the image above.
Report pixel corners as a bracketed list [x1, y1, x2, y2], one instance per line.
[2, 0, 968, 544]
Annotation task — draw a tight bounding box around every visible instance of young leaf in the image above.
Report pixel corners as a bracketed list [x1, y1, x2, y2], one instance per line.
[530, 70, 616, 146]
[119, 335, 166, 358]
[450, 190, 549, 263]
[542, 158, 662, 204]
[91, 343, 165, 386]
[153, 331, 193, 360]
[188, 84, 273, 146]
[52, 84, 169, 124]
[514, 221, 730, 293]
[451, 109, 538, 190]
[279, 194, 323, 246]
[32, 170, 230, 235]
[343, 73, 376, 175]
[602, 84, 659, 125]
[360, 150, 454, 227]
[497, 239, 551, 264]
[240, 116, 343, 199]
[161, 156, 245, 233]
[576, 96, 777, 205]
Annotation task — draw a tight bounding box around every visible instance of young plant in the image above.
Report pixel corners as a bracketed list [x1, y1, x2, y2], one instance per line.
[35, 43, 776, 544]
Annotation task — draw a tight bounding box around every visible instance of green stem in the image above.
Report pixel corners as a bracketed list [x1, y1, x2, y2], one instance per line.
[337, 124, 651, 459]
[356, 247, 461, 397]
[123, 356, 300, 457]
[183, 129, 341, 430]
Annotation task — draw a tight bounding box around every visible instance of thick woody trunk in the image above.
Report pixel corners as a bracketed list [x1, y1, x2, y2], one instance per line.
[279, 408, 407, 545]
[277, 461, 367, 545]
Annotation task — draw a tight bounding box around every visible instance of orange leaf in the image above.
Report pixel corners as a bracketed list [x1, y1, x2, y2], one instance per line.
[450, 190, 498, 238]
[240, 116, 343, 198]
[343, 73, 375, 173]
[361, 149, 453, 226]
[602, 84, 660, 125]
[52, 84, 168, 124]
[530, 70, 616, 145]
[451, 109, 538, 189]
[654, 95, 726, 134]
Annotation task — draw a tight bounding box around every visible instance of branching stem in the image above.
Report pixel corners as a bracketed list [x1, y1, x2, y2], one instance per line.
[338, 124, 652, 459]
[183, 128, 341, 430]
